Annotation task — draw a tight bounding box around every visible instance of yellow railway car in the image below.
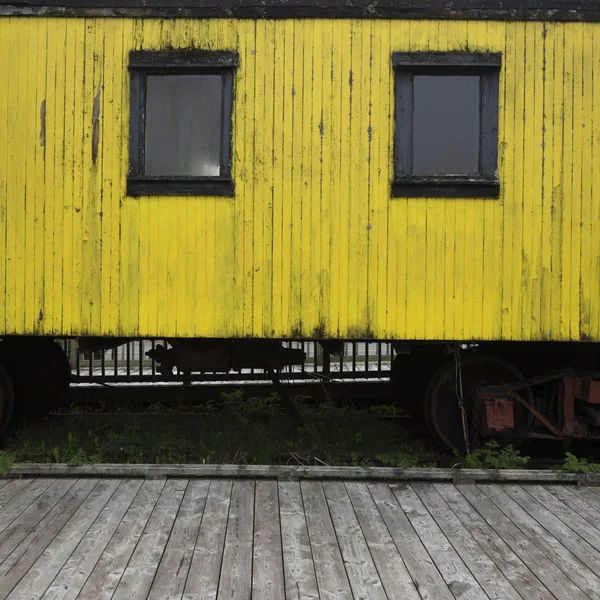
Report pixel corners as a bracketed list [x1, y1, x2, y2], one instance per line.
[1, 0, 600, 450]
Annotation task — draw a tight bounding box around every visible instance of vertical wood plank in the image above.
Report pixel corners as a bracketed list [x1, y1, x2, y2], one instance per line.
[147, 480, 210, 600]
[344, 482, 420, 600]
[77, 479, 165, 600]
[0, 479, 99, 600]
[278, 481, 319, 600]
[477, 484, 600, 599]
[322, 481, 388, 600]
[252, 481, 285, 600]
[0, 479, 75, 562]
[301, 480, 352, 600]
[367, 482, 454, 600]
[435, 483, 554, 600]
[6, 479, 120, 600]
[182, 479, 232, 600]
[216, 480, 254, 600]
[389, 483, 486, 600]
[111, 479, 187, 600]
[412, 483, 522, 600]
[42, 480, 142, 600]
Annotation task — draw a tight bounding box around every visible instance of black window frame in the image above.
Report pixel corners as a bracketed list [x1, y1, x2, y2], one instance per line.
[127, 50, 238, 197]
[392, 52, 501, 198]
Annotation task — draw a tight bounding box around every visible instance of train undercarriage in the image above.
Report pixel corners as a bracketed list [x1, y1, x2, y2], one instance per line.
[390, 342, 600, 452]
[0, 336, 599, 454]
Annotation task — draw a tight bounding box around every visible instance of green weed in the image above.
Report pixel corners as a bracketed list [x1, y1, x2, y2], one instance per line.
[454, 441, 530, 470]
[562, 452, 600, 473]
[0, 451, 14, 476]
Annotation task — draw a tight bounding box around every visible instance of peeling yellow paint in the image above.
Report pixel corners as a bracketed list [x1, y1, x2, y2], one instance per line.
[0, 17, 599, 340]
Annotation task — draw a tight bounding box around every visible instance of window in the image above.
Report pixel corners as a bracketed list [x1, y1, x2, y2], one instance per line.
[392, 52, 501, 198]
[128, 50, 238, 196]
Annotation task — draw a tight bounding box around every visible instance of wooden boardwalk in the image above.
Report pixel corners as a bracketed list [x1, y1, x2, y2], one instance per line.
[0, 479, 600, 599]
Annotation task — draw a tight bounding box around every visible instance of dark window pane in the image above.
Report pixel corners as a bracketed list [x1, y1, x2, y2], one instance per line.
[145, 74, 222, 177]
[413, 75, 480, 176]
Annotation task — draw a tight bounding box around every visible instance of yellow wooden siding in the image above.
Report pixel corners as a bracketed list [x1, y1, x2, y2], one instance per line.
[0, 17, 599, 340]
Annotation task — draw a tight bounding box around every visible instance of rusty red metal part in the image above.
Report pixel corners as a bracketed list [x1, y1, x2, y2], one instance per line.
[478, 373, 600, 441]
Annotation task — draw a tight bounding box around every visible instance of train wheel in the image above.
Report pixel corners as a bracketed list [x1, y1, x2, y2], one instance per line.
[390, 349, 447, 420]
[0, 338, 71, 423]
[424, 355, 533, 454]
[0, 365, 15, 435]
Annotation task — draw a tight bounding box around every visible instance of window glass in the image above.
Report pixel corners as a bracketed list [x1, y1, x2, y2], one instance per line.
[413, 75, 480, 176]
[145, 74, 222, 177]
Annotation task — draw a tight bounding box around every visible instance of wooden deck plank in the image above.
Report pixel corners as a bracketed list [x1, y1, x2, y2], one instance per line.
[252, 481, 285, 600]
[476, 484, 600, 600]
[76, 480, 166, 600]
[0, 480, 35, 510]
[0, 480, 69, 554]
[367, 482, 454, 600]
[301, 480, 353, 600]
[526, 485, 600, 551]
[496, 484, 600, 581]
[0, 479, 99, 600]
[6, 479, 120, 600]
[112, 479, 188, 600]
[1, 478, 600, 600]
[390, 483, 486, 600]
[322, 481, 388, 600]
[572, 485, 600, 512]
[0, 479, 58, 535]
[412, 483, 523, 600]
[547, 485, 600, 530]
[457, 483, 587, 600]
[148, 480, 211, 600]
[344, 482, 420, 600]
[436, 483, 554, 600]
[216, 480, 255, 600]
[278, 481, 319, 600]
[41, 479, 143, 600]
[182, 479, 233, 600]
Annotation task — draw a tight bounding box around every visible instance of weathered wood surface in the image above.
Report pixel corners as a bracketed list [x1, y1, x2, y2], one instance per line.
[0, 478, 598, 599]
[3, 0, 600, 21]
[6, 463, 600, 485]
